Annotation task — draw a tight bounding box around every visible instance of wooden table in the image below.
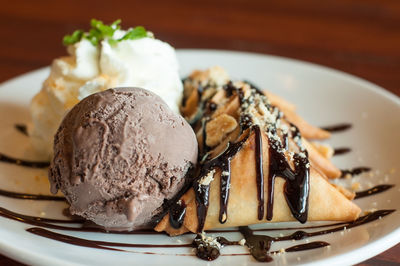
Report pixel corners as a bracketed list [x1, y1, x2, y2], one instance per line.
[1, 0, 399, 265]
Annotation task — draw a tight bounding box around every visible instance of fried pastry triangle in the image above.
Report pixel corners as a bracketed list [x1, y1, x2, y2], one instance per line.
[156, 67, 361, 236]
[155, 130, 361, 236]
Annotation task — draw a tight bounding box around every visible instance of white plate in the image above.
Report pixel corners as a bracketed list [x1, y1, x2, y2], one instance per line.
[0, 49, 399, 266]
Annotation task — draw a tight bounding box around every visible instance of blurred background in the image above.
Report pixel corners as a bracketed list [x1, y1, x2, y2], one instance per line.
[1, 0, 400, 96]
[1, 0, 399, 265]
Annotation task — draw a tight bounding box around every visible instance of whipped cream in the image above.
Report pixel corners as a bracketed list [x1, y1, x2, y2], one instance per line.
[30, 33, 183, 158]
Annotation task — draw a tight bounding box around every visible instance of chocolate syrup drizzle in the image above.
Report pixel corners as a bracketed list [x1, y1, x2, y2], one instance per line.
[340, 167, 371, 178]
[14, 123, 28, 136]
[193, 134, 249, 232]
[243, 80, 265, 95]
[1, 207, 388, 262]
[0, 181, 396, 262]
[355, 184, 394, 199]
[254, 125, 265, 220]
[0, 124, 50, 168]
[237, 209, 394, 262]
[200, 118, 210, 160]
[172, 79, 396, 261]
[191, 84, 311, 234]
[274, 241, 330, 253]
[239, 226, 274, 262]
[0, 206, 83, 224]
[321, 123, 352, 132]
[181, 78, 217, 127]
[27, 227, 192, 251]
[188, 209, 395, 262]
[333, 147, 351, 156]
[169, 200, 187, 229]
[0, 188, 65, 201]
[192, 235, 239, 261]
[0, 153, 49, 168]
[0, 83, 395, 262]
[0, 206, 158, 234]
[266, 125, 310, 223]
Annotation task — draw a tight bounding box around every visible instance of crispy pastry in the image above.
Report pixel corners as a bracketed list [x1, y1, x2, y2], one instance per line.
[155, 67, 361, 236]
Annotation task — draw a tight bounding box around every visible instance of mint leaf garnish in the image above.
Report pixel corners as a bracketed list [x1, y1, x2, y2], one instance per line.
[62, 19, 148, 46]
[119, 26, 148, 41]
[63, 30, 84, 46]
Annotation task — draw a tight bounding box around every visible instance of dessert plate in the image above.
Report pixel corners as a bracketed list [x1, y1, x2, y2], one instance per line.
[0, 49, 399, 265]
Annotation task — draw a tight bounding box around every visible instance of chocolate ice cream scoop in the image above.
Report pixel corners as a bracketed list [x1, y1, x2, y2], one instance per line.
[49, 87, 198, 231]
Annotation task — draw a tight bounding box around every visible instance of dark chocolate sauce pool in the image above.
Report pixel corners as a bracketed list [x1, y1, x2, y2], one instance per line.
[192, 235, 239, 261]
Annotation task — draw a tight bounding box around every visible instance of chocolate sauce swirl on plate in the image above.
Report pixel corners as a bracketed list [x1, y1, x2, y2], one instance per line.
[0, 124, 49, 167]
[0, 206, 160, 234]
[27, 227, 192, 251]
[0, 153, 50, 168]
[278, 241, 330, 253]
[0, 188, 65, 201]
[13, 209, 392, 262]
[0, 80, 396, 263]
[321, 123, 352, 132]
[238, 209, 394, 262]
[355, 184, 394, 199]
[340, 167, 371, 178]
[14, 123, 28, 136]
[333, 147, 351, 156]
